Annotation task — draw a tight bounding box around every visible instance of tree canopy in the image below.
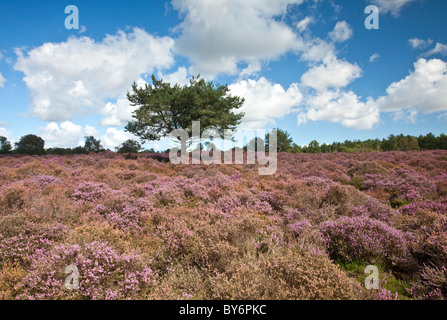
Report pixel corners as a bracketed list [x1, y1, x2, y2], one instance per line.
[0, 136, 12, 154]
[125, 75, 245, 143]
[14, 134, 45, 155]
[116, 139, 142, 154]
[84, 136, 104, 153]
[265, 128, 293, 152]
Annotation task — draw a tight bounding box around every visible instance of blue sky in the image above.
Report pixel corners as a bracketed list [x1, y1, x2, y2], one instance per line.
[1, 0, 447, 150]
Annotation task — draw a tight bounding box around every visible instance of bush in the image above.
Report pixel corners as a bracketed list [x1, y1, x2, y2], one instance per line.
[15, 241, 156, 300]
[320, 216, 412, 270]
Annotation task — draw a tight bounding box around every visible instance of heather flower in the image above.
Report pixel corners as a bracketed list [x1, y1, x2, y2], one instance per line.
[320, 216, 411, 268]
[16, 241, 156, 300]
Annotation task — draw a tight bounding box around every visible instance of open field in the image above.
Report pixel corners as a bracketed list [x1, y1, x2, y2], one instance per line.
[1, 150, 446, 300]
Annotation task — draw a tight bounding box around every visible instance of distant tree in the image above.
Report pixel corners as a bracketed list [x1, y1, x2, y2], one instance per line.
[0, 136, 12, 154]
[46, 147, 73, 155]
[306, 140, 321, 154]
[15, 134, 45, 155]
[290, 143, 302, 154]
[84, 136, 103, 153]
[438, 134, 447, 150]
[418, 133, 437, 150]
[125, 74, 245, 144]
[320, 143, 331, 153]
[116, 139, 142, 154]
[246, 137, 266, 152]
[265, 128, 293, 152]
[72, 146, 87, 154]
[382, 135, 398, 151]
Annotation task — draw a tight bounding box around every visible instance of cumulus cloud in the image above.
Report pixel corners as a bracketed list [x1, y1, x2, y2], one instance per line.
[377, 58, 447, 114]
[101, 128, 137, 150]
[369, 53, 380, 63]
[38, 121, 85, 148]
[301, 59, 362, 92]
[0, 127, 13, 142]
[372, 0, 418, 16]
[84, 125, 99, 137]
[329, 21, 353, 43]
[14, 28, 175, 122]
[296, 16, 313, 32]
[158, 66, 190, 86]
[171, 0, 303, 77]
[423, 42, 447, 57]
[229, 77, 302, 129]
[409, 38, 433, 49]
[100, 96, 137, 127]
[0, 73, 6, 87]
[298, 90, 380, 130]
[299, 38, 336, 64]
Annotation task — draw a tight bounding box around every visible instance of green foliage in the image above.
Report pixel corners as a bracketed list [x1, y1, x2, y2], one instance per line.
[245, 137, 265, 152]
[115, 139, 142, 154]
[0, 136, 12, 154]
[14, 134, 45, 155]
[265, 128, 293, 152]
[84, 136, 104, 153]
[125, 74, 245, 143]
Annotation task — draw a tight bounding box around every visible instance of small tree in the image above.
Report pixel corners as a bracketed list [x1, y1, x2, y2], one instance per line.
[125, 74, 245, 144]
[0, 136, 12, 154]
[306, 140, 321, 154]
[265, 128, 293, 152]
[116, 139, 142, 154]
[84, 136, 103, 153]
[15, 134, 45, 155]
[246, 137, 265, 152]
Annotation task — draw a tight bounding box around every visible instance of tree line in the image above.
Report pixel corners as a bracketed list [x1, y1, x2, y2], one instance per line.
[0, 135, 145, 155]
[257, 129, 447, 153]
[1, 131, 446, 156]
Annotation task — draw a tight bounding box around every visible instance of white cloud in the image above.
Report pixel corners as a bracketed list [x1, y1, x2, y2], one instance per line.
[100, 96, 137, 127]
[301, 59, 362, 92]
[79, 26, 87, 34]
[377, 58, 447, 114]
[38, 121, 85, 148]
[158, 66, 190, 86]
[393, 109, 418, 124]
[14, 28, 175, 121]
[299, 38, 336, 64]
[171, 0, 303, 77]
[409, 38, 432, 49]
[0, 73, 6, 87]
[369, 53, 380, 63]
[372, 0, 418, 16]
[424, 42, 447, 57]
[296, 16, 313, 32]
[329, 21, 353, 43]
[0, 127, 13, 142]
[229, 77, 303, 129]
[101, 128, 137, 150]
[298, 90, 380, 130]
[84, 125, 99, 137]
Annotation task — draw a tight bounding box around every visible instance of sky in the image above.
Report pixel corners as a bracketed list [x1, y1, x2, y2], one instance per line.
[0, 0, 447, 150]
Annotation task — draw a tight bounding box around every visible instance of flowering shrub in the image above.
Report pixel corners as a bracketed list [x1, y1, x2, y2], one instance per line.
[320, 216, 411, 269]
[1, 150, 447, 300]
[16, 241, 156, 300]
